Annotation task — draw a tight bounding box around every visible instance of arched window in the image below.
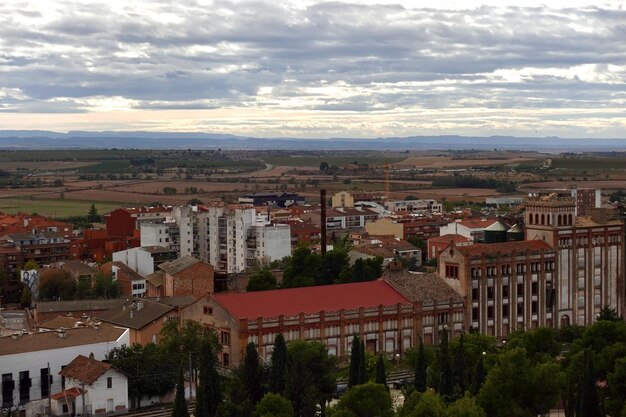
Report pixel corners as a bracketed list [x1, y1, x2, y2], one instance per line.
[541, 214, 545, 225]
[558, 215, 562, 226]
[568, 214, 573, 226]
[561, 315, 570, 327]
[535, 213, 539, 224]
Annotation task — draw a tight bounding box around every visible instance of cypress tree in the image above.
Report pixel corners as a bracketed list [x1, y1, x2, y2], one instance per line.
[243, 342, 264, 405]
[375, 355, 387, 387]
[415, 338, 427, 392]
[358, 339, 367, 385]
[471, 354, 485, 396]
[438, 328, 453, 399]
[172, 368, 189, 417]
[453, 333, 467, 392]
[348, 335, 361, 388]
[269, 334, 288, 394]
[578, 349, 602, 417]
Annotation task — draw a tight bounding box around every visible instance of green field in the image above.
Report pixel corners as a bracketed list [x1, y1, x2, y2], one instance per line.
[262, 155, 405, 167]
[0, 198, 123, 218]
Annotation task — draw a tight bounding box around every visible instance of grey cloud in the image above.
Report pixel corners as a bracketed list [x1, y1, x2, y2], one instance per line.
[0, 0, 624, 129]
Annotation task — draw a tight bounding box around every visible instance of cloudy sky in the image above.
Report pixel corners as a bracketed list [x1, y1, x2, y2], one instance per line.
[0, 0, 625, 138]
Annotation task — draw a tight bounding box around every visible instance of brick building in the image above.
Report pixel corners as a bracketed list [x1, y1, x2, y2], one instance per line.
[202, 275, 463, 368]
[438, 240, 556, 337]
[146, 256, 214, 298]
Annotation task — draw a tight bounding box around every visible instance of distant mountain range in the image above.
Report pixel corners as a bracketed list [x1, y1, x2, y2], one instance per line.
[0, 130, 625, 151]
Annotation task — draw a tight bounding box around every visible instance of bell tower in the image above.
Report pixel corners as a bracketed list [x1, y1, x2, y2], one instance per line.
[524, 193, 576, 246]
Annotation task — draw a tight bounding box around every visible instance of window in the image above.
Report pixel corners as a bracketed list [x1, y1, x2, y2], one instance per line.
[502, 285, 509, 298]
[445, 264, 459, 279]
[19, 371, 30, 403]
[487, 306, 494, 319]
[531, 282, 538, 295]
[107, 377, 112, 389]
[472, 307, 479, 321]
[487, 286, 494, 300]
[40, 368, 50, 398]
[221, 331, 231, 346]
[532, 302, 538, 314]
[203, 306, 213, 315]
[517, 283, 524, 296]
[503, 304, 509, 318]
[517, 302, 524, 316]
[471, 288, 479, 301]
[2, 373, 14, 408]
[61, 366, 66, 390]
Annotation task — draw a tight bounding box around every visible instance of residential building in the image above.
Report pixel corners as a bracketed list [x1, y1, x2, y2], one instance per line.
[384, 199, 443, 214]
[53, 353, 128, 416]
[238, 192, 304, 207]
[331, 191, 355, 208]
[96, 299, 177, 345]
[34, 299, 126, 324]
[155, 256, 214, 298]
[439, 218, 498, 242]
[427, 234, 472, 260]
[112, 246, 177, 277]
[104, 206, 170, 238]
[0, 324, 129, 417]
[100, 261, 147, 298]
[245, 224, 291, 269]
[301, 207, 378, 231]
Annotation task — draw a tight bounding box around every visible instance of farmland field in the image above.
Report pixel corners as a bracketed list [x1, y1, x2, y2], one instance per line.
[0, 197, 123, 217]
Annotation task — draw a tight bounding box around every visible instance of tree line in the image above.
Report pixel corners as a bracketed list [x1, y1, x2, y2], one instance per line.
[107, 307, 626, 417]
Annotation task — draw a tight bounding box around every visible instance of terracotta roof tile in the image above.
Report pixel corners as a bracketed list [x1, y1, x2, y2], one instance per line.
[59, 354, 112, 385]
[383, 271, 462, 303]
[456, 240, 552, 257]
[213, 280, 409, 320]
[50, 387, 83, 400]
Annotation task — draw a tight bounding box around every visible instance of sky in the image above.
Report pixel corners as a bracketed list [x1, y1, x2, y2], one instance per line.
[0, 0, 625, 138]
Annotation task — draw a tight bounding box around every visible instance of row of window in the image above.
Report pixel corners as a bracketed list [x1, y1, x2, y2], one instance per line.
[472, 301, 540, 321]
[469, 261, 555, 277]
[472, 282, 541, 301]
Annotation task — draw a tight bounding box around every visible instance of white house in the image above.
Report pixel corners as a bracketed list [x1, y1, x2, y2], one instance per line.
[52, 353, 128, 416]
[438, 218, 497, 242]
[0, 324, 129, 417]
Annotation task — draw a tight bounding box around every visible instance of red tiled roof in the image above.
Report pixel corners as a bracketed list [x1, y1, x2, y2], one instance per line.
[428, 234, 470, 243]
[457, 219, 497, 229]
[50, 387, 83, 400]
[213, 280, 410, 320]
[59, 354, 112, 385]
[456, 240, 552, 257]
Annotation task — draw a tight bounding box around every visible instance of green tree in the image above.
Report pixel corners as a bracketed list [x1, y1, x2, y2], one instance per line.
[577, 349, 602, 417]
[38, 269, 76, 300]
[87, 203, 100, 222]
[597, 305, 621, 321]
[23, 259, 38, 271]
[172, 367, 190, 417]
[375, 355, 387, 387]
[94, 273, 120, 298]
[471, 354, 485, 396]
[438, 328, 453, 400]
[107, 343, 176, 409]
[286, 340, 335, 417]
[358, 340, 366, 385]
[243, 342, 264, 405]
[505, 327, 560, 362]
[349, 335, 362, 388]
[446, 394, 486, 417]
[247, 269, 278, 292]
[319, 250, 349, 285]
[255, 393, 293, 417]
[19, 286, 32, 307]
[331, 383, 394, 417]
[282, 247, 322, 288]
[269, 334, 288, 394]
[398, 390, 446, 417]
[477, 348, 562, 417]
[160, 320, 206, 369]
[607, 357, 626, 417]
[197, 336, 222, 417]
[452, 333, 467, 393]
[415, 338, 427, 392]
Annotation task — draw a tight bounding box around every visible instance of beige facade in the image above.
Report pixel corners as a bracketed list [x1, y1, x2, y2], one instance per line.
[524, 197, 623, 326]
[365, 218, 404, 239]
[332, 191, 355, 208]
